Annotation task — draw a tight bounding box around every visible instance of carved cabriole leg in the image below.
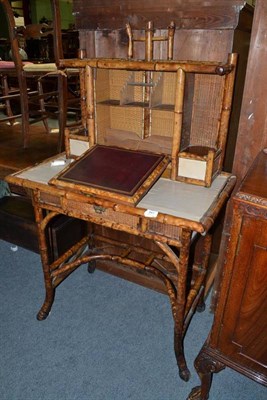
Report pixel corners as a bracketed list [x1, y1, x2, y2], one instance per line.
[187, 346, 225, 400]
[33, 193, 58, 320]
[156, 229, 191, 381]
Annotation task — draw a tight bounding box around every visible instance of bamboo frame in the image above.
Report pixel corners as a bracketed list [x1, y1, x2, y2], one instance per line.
[61, 56, 236, 185]
[60, 58, 235, 75]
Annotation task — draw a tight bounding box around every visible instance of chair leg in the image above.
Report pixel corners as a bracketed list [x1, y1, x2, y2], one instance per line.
[2, 75, 15, 124]
[14, 72, 31, 148]
[37, 80, 50, 134]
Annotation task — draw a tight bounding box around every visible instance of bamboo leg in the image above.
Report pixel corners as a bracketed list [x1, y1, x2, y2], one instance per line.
[87, 223, 96, 273]
[33, 196, 55, 321]
[196, 234, 212, 312]
[156, 230, 191, 381]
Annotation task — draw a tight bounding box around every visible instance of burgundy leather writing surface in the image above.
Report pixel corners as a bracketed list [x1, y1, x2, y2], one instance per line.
[59, 145, 165, 196]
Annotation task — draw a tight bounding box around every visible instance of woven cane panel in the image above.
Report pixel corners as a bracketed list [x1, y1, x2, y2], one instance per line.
[161, 72, 176, 105]
[64, 200, 140, 229]
[122, 71, 145, 104]
[96, 104, 111, 141]
[95, 69, 110, 102]
[96, 69, 129, 102]
[110, 70, 130, 100]
[190, 75, 224, 148]
[151, 109, 174, 137]
[148, 220, 182, 240]
[110, 106, 143, 137]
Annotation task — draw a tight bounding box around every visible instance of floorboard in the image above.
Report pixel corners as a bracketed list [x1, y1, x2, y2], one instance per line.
[0, 120, 59, 179]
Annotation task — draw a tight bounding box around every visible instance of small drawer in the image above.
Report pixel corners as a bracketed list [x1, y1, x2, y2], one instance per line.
[148, 219, 182, 240]
[63, 199, 140, 230]
[39, 192, 61, 207]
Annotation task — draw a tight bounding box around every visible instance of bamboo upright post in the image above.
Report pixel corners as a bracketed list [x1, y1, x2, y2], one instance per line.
[85, 65, 96, 146]
[145, 21, 154, 62]
[171, 68, 186, 180]
[217, 52, 238, 169]
[143, 21, 154, 138]
[126, 23, 133, 59]
[167, 21, 175, 60]
[79, 67, 87, 130]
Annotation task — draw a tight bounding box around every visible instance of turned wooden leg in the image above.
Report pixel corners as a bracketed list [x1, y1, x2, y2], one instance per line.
[187, 345, 225, 400]
[20, 77, 31, 148]
[37, 80, 50, 134]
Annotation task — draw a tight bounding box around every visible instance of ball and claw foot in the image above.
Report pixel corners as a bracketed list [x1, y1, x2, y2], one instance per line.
[87, 260, 96, 273]
[187, 386, 203, 400]
[179, 367, 191, 382]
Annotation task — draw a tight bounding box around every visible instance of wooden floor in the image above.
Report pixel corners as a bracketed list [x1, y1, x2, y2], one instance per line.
[0, 120, 59, 180]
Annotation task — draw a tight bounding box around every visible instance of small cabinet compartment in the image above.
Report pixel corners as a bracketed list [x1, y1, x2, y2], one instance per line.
[95, 68, 176, 150]
[96, 69, 144, 144]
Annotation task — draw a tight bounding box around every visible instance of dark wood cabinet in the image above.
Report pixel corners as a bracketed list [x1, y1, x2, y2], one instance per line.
[188, 150, 267, 399]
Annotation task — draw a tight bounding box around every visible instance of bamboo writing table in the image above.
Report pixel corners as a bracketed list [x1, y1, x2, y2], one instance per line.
[6, 150, 235, 382]
[6, 54, 238, 382]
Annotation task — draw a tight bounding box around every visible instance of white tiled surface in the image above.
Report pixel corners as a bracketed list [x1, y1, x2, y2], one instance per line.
[138, 175, 228, 221]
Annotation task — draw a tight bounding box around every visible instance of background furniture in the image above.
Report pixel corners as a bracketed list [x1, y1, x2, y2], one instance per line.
[0, 66, 20, 124]
[0, 0, 80, 151]
[187, 149, 267, 399]
[0, 0, 64, 149]
[212, 0, 267, 310]
[0, 194, 86, 262]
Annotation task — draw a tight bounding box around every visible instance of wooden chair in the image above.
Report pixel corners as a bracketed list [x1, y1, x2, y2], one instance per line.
[0, 0, 80, 151]
[0, 63, 20, 126]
